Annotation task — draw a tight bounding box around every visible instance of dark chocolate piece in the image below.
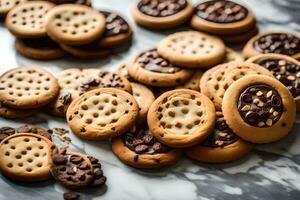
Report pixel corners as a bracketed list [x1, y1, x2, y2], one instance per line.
[87, 156, 107, 187]
[63, 192, 81, 200]
[101, 11, 129, 37]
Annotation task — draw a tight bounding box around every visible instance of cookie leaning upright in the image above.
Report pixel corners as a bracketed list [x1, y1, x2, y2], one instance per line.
[222, 75, 296, 143]
[45, 4, 106, 45]
[67, 88, 139, 140]
[148, 89, 216, 148]
[131, 0, 194, 29]
[5, 1, 55, 38]
[0, 67, 59, 109]
[157, 31, 226, 68]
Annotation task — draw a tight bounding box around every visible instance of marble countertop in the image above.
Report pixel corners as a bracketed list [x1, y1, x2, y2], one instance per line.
[0, 0, 300, 199]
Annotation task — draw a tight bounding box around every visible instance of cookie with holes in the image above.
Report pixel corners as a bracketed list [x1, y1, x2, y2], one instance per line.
[15, 37, 66, 60]
[0, 67, 59, 109]
[67, 88, 139, 140]
[200, 62, 273, 110]
[0, 103, 38, 119]
[131, 0, 193, 29]
[157, 31, 226, 68]
[45, 4, 105, 45]
[176, 70, 203, 91]
[51, 151, 94, 189]
[184, 112, 253, 163]
[5, 1, 55, 38]
[222, 47, 244, 63]
[131, 82, 155, 123]
[222, 75, 296, 143]
[0, 0, 27, 17]
[148, 89, 216, 148]
[247, 54, 300, 110]
[98, 11, 133, 47]
[243, 31, 300, 59]
[112, 125, 182, 169]
[0, 133, 57, 182]
[127, 48, 193, 87]
[191, 0, 256, 35]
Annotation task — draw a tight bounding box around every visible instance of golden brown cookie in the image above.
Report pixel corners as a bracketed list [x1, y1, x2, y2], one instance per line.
[200, 62, 273, 110]
[127, 48, 193, 87]
[148, 89, 216, 148]
[184, 112, 253, 163]
[15, 37, 66, 60]
[5, 1, 55, 38]
[217, 26, 258, 44]
[243, 31, 300, 59]
[0, 103, 38, 119]
[222, 47, 244, 63]
[131, 82, 155, 123]
[176, 70, 203, 91]
[222, 75, 296, 143]
[67, 88, 139, 140]
[115, 63, 133, 81]
[131, 0, 194, 29]
[0, 0, 27, 18]
[0, 67, 59, 109]
[60, 43, 110, 59]
[246, 53, 300, 111]
[45, 4, 105, 45]
[157, 31, 226, 68]
[0, 133, 56, 182]
[112, 125, 182, 169]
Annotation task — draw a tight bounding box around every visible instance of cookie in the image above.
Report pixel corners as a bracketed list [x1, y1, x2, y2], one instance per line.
[157, 31, 226, 68]
[191, 0, 256, 35]
[112, 125, 182, 169]
[243, 31, 300, 59]
[0, 133, 56, 182]
[127, 48, 193, 87]
[48, 0, 92, 6]
[200, 62, 273, 110]
[115, 63, 133, 81]
[246, 53, 300, 111]
[45, 4, 105, 45]
[98, 11, 133, 47]
[176, 70, 203, 91]
[5, 1, 55, 38]
[87, 156, 106, 187]
[0, 127, 16, 142]
[131, 0, 194, 29]
[0, 103, 38, 119]
[222, 75, 296, 143]
[131, 82, 155, 123]
[63, 192, 81, 200]
[0, 0, 27, 17]
[217, 26, 258, 44]
[184, 112, 253, 163]
[0, 67, 59, 109]
[51, 151, 93, 189]
[66, 88, 139, 140]
[147, 89, 216, 148]
[223, 47, 244, 63]
[15, 37, 66, 60]
[60, 42, 111, 59]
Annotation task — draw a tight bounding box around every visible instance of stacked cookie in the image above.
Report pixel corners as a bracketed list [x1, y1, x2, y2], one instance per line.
[4, 1, 133, 60]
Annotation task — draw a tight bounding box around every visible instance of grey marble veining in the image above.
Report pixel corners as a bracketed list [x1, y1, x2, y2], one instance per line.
[0, 0, 300, 199]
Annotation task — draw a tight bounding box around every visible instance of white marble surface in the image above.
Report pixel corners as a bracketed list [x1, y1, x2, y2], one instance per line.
[0, 0, 300, 199]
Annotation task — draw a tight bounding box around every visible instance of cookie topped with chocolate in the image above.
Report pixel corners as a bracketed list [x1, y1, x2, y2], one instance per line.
[102, 11, 130, 36]
[87, 156, 107, 187]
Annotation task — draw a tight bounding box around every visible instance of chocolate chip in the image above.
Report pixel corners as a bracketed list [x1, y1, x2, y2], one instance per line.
[53, 154, 68, 165]
[135, 144, 148, 153]
[70, 156, 83, 164]
[101, 11, 129, 37]
[142, 134, 154, 144]
[0, 127, 15, 142]
[241, 93, 252, 103]
[63, 192, 80, 200]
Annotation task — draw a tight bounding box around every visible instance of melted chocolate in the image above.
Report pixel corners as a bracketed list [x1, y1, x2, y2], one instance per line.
[137, 49, 181, 73]
[101, 11, 129, 37]
[256, 58, 300, 98]
[138, 0, 187, 17]
[123, 126, 170, 154]
[21, 37, 60, 50]
[238, 84, 283, 127]
[254, 33, 300, 56]
[195, 0, 248, 23]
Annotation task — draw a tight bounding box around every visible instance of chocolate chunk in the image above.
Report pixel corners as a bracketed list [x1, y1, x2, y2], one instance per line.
[135, 144, 148, 153]
[101, 11, 129, 37]
[70, 156, 83, 164]
[87, 156, 106, 187]
[63, 192, 80, 200]
[16, 124, 52, 140]
[53, 154, 68, 165]
[143, 134, 154, 144]
[0, 127, 15, 142]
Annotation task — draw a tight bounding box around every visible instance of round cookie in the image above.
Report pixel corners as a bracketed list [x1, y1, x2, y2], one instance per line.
[87, 156, 106, 187]
[184, 112, 253, 163]
[60, 43, 111, 59]
[15, 37, 66, 60]
[0, 133, 56, 182]
[200, 62, 273, 110]
[5, 1, 55, 38]
[176, 70, 203, 91]
[191, 0, 256, 35]
[127, 48, 193, 87]
[0, 127, 16, 142]
[98, 11, 133, 47]
[0, 67, 59, 109]
[131, 82, 155, 123]
[222, 47, 244, 63]
[45, 4, 106, 45]
[48, 0, 92, 6]
[112, 125, 182, 169]
[0, 103, 38, 119]
[147, 89, 216, 148]
[243, 31, 300, 59]
[115, 63, 133, 81]
[222, 75, 296, 143]
[217, 26, 258, 44]
[51, 151, 93, 189]
[246, 53, 300, 111]
[157, 31, 226, 68]
[66, 88, 139, 140]
[0, 0, 27, 18]
[131, 0, 194, 29]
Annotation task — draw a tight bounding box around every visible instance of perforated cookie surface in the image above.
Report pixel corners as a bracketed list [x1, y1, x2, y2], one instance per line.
[0, 0, 27, 16]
